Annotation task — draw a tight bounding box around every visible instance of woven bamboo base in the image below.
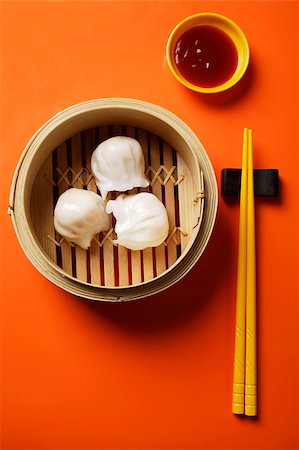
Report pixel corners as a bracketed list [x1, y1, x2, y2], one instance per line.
[31, 124, 204, 288]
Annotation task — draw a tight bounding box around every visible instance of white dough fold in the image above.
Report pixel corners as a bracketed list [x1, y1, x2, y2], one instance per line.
[54, 188, 110, 249]
[91, 136, 149, 199]
[106, 193, 169, 250]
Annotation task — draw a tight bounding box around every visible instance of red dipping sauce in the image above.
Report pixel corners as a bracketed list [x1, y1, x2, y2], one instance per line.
[174, 25, 238, 88]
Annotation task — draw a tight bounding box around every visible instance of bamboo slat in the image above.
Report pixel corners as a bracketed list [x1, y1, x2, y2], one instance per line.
[126, 126, 142, 285]
[112, 125, 129, 286]
[177, 152, 193, 252]
[163, 142, 177, 268]
[30, 157, 56, 262]
[137, 128, 154, 282]
[56, 142, 72, 275]
[99, 126, 115, 286]
[84, 128, 102, 285]
[71, 133, 87, 282]
[150, 133, 166, 276]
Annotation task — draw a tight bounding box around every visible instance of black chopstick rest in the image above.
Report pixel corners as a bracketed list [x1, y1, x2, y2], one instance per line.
[221, 168, 279, 196]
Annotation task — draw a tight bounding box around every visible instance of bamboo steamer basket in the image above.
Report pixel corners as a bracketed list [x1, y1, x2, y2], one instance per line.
[9, 98, 218, 302]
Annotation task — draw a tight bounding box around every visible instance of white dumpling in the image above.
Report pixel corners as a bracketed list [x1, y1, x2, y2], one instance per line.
[106, 193, 169, 250]
[91, 136, 149, 199]
[54, 188, 110, 249]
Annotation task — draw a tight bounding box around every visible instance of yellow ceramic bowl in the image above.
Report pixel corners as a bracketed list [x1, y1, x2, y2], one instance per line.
[166, 13, 250, 94]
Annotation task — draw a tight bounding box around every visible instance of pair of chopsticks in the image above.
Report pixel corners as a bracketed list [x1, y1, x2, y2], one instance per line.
[232, 128, 257, 416]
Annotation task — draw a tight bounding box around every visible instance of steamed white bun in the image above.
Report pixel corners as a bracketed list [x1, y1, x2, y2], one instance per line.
[106, 193, 169, 250]
[54, 188, 110, 249]
[91, 136, 149, 199]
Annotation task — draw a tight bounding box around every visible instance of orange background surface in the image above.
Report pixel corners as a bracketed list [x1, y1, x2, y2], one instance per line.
[0, 1, 298, 449]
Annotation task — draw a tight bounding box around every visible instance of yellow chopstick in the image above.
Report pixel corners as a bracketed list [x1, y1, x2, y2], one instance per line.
[232, 128, 257, 416]
[232, 128, 248, 415]
[245, 129, 257, 416]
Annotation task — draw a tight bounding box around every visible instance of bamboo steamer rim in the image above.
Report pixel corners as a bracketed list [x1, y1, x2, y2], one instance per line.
[9, 98, 218, 302]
